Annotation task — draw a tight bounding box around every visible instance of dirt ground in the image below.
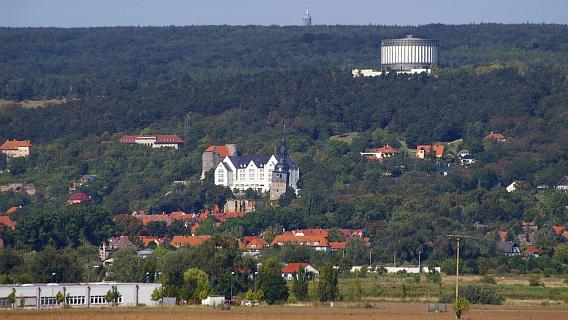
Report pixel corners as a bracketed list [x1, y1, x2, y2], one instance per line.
[2, 303, 568, 320]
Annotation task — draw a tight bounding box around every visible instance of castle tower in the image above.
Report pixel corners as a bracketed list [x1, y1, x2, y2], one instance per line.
[270, 128, 290, 201]
[302, 4, 312, 26]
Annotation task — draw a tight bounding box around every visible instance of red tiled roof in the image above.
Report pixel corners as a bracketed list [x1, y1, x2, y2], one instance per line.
[285, 228, 329, 237]
[141, 214, 172, 225]
[281, 263, 308, 274]
[523, 246, 541, 254]
[564, 231, 568, 240]
[498, 231, 508, 241]
[191, 223, 200, 234]
[271, 235, 329, 247]
[139, 236, 165, 247]
[170, 235, 211, 247]
[155, 135, 185, 144]
[1, 140, 32, 150]
[119, 135, 137, 143]
[6, 207, 18, 215]
[0, 216, 16, 230]
[376, 145, 398, 154]
[68, 192, 91, 201]
[484, 132, 507, 141]
[553, 225, 564, 235]
[245, 237, 269, 250]
[205, 145, 231, 157]
[330, 242, 347, 250]
[417, 145, 445, 157]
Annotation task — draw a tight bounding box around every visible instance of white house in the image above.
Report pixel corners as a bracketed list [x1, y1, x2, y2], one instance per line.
[506, 181, 518, 193]
[119, 135, 185, 150]
[214, 155, 299, 194]
[0, 140, 32, 158]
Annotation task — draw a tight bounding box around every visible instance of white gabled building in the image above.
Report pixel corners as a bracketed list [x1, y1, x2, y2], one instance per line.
[214, 155, 299, 194]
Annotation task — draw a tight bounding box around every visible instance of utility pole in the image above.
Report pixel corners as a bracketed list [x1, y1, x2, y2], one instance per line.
[369, 250, 372, 266]
[418, 251, 422, 273]
[393, 251, 396, 267]
[447, 235, 468, 301]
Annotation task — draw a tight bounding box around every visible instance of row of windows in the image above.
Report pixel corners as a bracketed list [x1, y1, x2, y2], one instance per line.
[40, 295, 122, 305]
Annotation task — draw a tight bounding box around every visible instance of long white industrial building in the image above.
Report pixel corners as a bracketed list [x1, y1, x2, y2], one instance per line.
[0, 282, 161, 308]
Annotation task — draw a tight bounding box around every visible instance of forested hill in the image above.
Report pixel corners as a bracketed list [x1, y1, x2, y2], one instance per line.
[1, 25, 568, 262]
[1, 24, 568, 99]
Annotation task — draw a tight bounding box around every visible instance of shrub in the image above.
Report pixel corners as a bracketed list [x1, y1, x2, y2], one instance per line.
[479, 275, 496, 284]
[460, 285, 504, 305]
[528, 274, 542, 287]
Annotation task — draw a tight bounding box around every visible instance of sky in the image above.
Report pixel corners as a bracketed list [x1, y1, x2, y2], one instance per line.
[1, 0, 567, 27]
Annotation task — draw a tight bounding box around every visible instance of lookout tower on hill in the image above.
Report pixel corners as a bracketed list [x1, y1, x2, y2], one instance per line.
[302, 5, 312, 26]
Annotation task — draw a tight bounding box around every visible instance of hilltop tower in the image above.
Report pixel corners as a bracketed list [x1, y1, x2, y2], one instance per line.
[302, 4, 312, 26]
[270, 127, 291, 201]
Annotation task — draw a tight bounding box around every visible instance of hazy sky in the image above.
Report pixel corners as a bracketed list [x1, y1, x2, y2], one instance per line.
[1, 0, 567, 27]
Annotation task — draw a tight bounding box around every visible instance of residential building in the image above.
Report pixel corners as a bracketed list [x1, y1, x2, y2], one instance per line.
[523, 246, 541, 258]
[170, 235, 211, 248]
[484, 132, 507, 142]
[496, 241, 521, 256]
[0, 283, 160, 308]
[67, 192, 93, 205]
[201, 144, 237, 179]
[201, 296, 225, 306]
[1, 140, 32, 158]
[119, 135, 185, 149]
[271, 234, 329, 251]
[329, 242, 347, 251]
[281, 263, 319, 281]
[416, 145, 444, 159]
[506, 181, 518, 193]
[0, 216, 16, 230]
[243, 237, 269, 251]
[107, 236, 136, 251]
[556, 176, 568, 191]
[360, 145, 399, 161]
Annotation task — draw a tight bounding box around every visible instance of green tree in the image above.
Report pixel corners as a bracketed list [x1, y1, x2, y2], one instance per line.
[317, 262, 338, 302]
[256, 258, 288, 304]
[55, 291, 65, 306]
[291, 267, 308, 301]
[105, 286, 121, 307]
[453, 296, 471, 319]
[183, 267, 211, 303]
[151, 287, 164, 305]
[7, 290, 15, 309]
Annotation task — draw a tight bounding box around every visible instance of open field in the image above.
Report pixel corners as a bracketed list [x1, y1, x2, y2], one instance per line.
[0, 98, 71, 109]
[1, 303, 568, 320]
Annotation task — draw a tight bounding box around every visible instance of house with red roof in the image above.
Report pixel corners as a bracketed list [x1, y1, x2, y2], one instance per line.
[1, 140, 32, 158]
[281, 263, 319, 281]
[329, 242, 347, 251]
[0, 216, 16, 230]
[139, 236, 165, 247]
[120, 134, 185, 150]
[107, 236, 136, 251]
[484, 132, 507, 142]
[553, 225, 565, 235]
[67, 192, 94, 205]
[271, 234, 330, 251]
[201, 144, 237, 179]
[243, 237, 269, 251]
[170, 235, 211, 248]
[523, 246, 541, 258]
[416, 145, 444, 159]
[360, 145, 399, 161]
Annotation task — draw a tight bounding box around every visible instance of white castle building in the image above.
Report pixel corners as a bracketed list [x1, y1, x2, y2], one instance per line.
[213, 137, 299, 200]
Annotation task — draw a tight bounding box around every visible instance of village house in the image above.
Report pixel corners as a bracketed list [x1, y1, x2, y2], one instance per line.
[496, 241, 521, 256]
[119, 134, 185, 149]
[139, 236, 165, 247]
[271, 234, 330, 251]
[556, 176, 568, 191]
[242, 236, 269, 251]
[0, 215, 16, 231]
[360, 145, 398, 161]
[281, 263, 319, 281]
[107, 236, 136, 251]
[523, 246, 541, 258]
[201, 144, 237, 179]
[484, 132, 507, 142]
[0, 140, 32, 158]
[170, 235, 211, 248]
[415, 145, 444, 159]
[67, 192, 94, 205]
[506, 181, 518, 193]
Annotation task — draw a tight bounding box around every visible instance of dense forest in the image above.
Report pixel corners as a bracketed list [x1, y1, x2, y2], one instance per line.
[1, 24, 568, 293]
